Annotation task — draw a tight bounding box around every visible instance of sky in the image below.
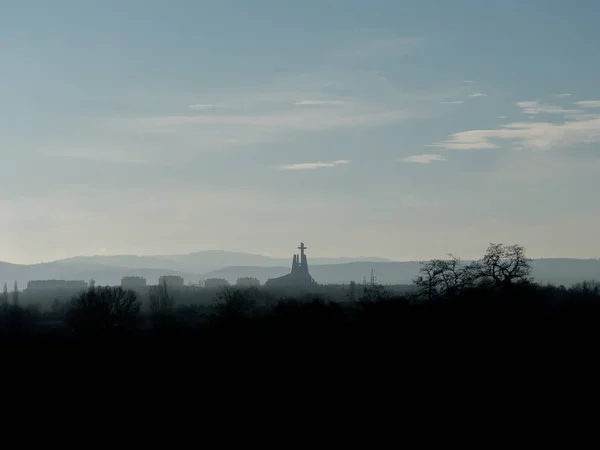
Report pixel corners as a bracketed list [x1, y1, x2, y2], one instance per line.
[2, 0, 600, 264]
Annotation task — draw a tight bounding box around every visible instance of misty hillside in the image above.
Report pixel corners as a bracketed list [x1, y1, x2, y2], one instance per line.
[529, 258, 600, 286]
[184, 258, 600, 286]
[0, 251, 394, 288]
[56, 255, 221, 274]
[1, 257, 600, 289]
[57, 251, 393, 273]
[201, 261, 423, 285]
[0, 261, 198, 288]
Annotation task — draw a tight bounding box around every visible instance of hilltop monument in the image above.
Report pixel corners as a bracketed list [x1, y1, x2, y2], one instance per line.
[265, 242, 317, 288]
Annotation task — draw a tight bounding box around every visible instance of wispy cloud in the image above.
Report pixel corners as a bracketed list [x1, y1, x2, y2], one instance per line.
[430, 116, 600, 151]
[497, 116, 508, 119]
[278, 160, 351, 170]
[189, 104, 220, 110]
[130, 109, 415, 132]
[564, 113, 600, 121]
[517, 100, 581, 115]
[575, 100, 600, 108]
[468, 93, 487, 97]
[554, 93, 572, 98]
[101, 68, 424, 164]
[401, 154, 447, 164]
[293, 100, 345, 106]
[463, 80, 475, 83]
[101, 40, 431, 164]
[440, 100, 464, 105]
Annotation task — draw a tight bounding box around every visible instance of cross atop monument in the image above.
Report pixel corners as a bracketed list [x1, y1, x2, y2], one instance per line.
[298, 242, 307, 258]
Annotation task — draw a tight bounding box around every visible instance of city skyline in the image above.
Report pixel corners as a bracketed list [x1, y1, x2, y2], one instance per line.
[3, 0, 600, 264]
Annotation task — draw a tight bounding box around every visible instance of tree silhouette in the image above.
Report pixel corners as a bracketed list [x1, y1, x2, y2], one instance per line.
[360, 283, 390, 302]
[12, 281, 19, 306]
[213, 286, 257, 323]
[66, 285, 141, 336]
[477, 243, 532, 289]
[1, 283, 7, 306]
[51, 298, 64, 314]
[414, 245, 532, 298]
[413, 254, 478, 300]
[347, 281, 357, 302]
[149, 280, 175, 316]
[148, 280, 177, 330]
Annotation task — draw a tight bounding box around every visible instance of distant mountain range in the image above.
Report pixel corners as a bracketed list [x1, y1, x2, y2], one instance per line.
[0, 251, 395, 288]
[199, 259, 600, 286]
[1, 250, 599, 289]
[57, 251, 393, 273]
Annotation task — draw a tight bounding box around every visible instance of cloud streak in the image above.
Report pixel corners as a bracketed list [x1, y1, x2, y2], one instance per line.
[278, 160, 351, 170]
[517, 100, 581, 115]
[189, 104, 220, 110]
[431, 116, 600, 151]
[100, 65, 425, 163]
[468, 93, 487, 97]
[131, 109, 415, 132]
[575, 100, 600, 108]
[293, 100, 345, 106]
[401, 154, 447, 164]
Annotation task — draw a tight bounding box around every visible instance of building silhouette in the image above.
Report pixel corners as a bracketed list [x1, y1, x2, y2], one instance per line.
[204, 278, 230, 289]
[265, 242, 317, 288]
[121, 276, 147, 290]
[236, 277, 260, 287]
[159, 275, 184, 289]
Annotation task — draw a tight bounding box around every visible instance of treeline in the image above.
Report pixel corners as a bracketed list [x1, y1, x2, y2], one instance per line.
[2, 243, 600, 348]
[0, 280, 415, 311]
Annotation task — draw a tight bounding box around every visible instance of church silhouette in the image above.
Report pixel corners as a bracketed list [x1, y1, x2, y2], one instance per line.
[265, 242, 317, 287]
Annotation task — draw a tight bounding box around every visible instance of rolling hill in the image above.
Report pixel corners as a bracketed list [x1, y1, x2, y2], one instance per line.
[57, 251, 393, 273]
[1, 252, 599, 289]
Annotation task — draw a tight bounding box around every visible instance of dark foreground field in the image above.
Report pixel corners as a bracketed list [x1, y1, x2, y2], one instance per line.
[3, 282, 600, 361]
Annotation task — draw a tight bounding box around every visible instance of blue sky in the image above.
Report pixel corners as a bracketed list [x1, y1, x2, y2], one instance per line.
[2, 0, 600, 263]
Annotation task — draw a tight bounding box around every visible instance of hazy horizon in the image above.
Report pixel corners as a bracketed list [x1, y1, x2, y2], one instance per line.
[3, 1, 600, 264]
[3, 246, 600, 267]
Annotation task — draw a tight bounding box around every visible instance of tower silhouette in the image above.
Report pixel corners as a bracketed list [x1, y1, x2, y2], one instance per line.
[265, 242, 316, 287]
[298, 242, 309, 275]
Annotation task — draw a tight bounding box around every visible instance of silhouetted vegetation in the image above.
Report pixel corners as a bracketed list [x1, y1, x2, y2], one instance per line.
[65, 285, 141, 338]
[413, 243, 533, 300]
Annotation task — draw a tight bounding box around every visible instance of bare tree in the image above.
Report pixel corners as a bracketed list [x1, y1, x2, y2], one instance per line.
[1, 283, 7, 306]
[149, 280, 175, 316]
[214, 286, 256, 320]
[413, 254, 478, 299]
[66, 285, 141, 335]
[571, 280, 600, 295]
[51, 298, 65, 314]
[414, 259, 445, 300]
[12, 281, 19, 306]
[477, 243, 532, 288]
[414, 244, 533, 298]
[347, 281, 357, 302]
[360, 283, 390, 302]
